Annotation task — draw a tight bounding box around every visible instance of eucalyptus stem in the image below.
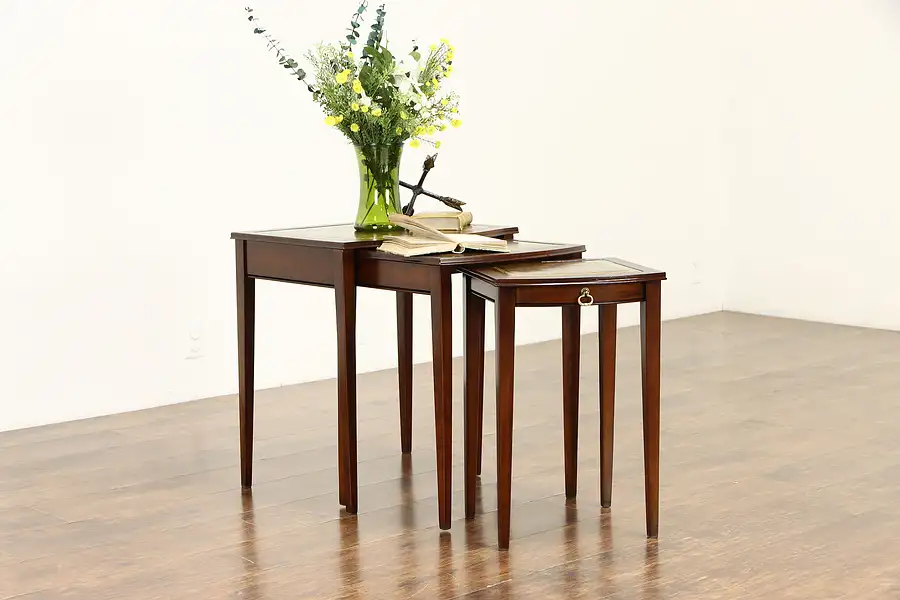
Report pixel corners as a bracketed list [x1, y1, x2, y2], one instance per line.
[343, 2, 369, 49]
[244, 7, 314, 93]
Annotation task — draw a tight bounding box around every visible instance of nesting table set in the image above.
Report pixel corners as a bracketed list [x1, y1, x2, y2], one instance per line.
[232, 223, 665, 549]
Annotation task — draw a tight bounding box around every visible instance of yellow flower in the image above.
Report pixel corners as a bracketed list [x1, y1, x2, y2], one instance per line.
[426, 125, 436, 135]
[424, 81, 431, 88]
[431, 78, 439, 88]
[447, 51, 454, 60]
[410, 139, 421, 148]
[400, 111, 408, 120]
[440, 37, 450, 45]
[371, 107, 382, 117]
[335, 69, 351, 84]
[435, 141, 442, 149]
[447, 65, 454, 73]
[350, 123, 360, 132]
[325, 116, 337, 126]
[439, 125, 447, 131]
[360, 105, 369, 113]
[352, 79, 363, 94]
[347, 51, 355, 59]
[441, 98, 449, 107]
[450, 107, 458, 113]
[396, 127, 403, 135]
[335, 115, 344, 124]
[430, 43, 437, 51]
[451, 119, 462, 128]
[351, 102, 360, 111]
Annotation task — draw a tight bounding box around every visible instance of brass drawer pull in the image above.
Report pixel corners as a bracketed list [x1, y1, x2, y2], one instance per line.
[577, 287, 594, 307]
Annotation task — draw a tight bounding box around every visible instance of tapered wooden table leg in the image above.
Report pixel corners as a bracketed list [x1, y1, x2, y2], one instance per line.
[495, 288, 516, 550]
[335, 251, 358, 514]
[431, 268, 453, 530]
[464, 277, 486, 519]
[641, 282, 662, 537]
[599, 304, 618, 508]
[562, 305, 581, 499]
[236, 241, 255, 491]
[397, 292, 414, 454]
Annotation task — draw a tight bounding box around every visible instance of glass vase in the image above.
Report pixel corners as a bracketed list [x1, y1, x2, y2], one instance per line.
[354, 143, 404, 232]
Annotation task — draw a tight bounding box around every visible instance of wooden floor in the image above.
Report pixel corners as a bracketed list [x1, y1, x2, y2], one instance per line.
[2, 312, 900, 599]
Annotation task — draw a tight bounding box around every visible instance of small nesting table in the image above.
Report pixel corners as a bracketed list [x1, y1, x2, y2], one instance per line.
[461, 258, 666, 549]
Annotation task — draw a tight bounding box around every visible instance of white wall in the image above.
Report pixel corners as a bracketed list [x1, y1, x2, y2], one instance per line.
[0, 0, 731, 431]
[724, 0, 900, 330]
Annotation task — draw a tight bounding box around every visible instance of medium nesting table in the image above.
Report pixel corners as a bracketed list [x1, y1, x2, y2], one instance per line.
[462, 258, 666, 549]
[232, 223, 584, 530]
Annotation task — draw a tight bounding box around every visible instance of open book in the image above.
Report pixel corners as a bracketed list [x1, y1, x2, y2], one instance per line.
[377, 213, 509, 257]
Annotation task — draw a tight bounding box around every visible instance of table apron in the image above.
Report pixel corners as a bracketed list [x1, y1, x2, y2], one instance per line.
[245, 242, 336, 286]
[470, 277, 500, 302]
[357, 259, 433, 294]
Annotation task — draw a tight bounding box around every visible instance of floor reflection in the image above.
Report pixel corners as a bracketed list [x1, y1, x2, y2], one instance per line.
[642, 540, 660, 600]
[399, 453, 415, 529]
[436, 533, 455, 598]
[494, 551, 512, 600]
[598, 509, 617, 598]
[240, 492, 262, 599]
[564, 502, 582, 590]
[396, 454, 421, 597]
[464, 478, 488, 593]
[338, 513, 361, 600]
[599, 509, 614, 553]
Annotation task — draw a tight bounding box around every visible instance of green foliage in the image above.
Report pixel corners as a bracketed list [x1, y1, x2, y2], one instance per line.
[344, 2, 368, 47]
[359, 44, 395, 108]
[244, 3, 461, 150]
[245, 7, 309, 88]
[365, 5, 387, 50]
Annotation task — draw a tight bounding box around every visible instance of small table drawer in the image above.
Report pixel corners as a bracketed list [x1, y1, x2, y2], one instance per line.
[515, 282, 646, 307]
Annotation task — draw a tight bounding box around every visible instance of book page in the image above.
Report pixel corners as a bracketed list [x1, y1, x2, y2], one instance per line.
[388, 214, 455, 242]
[378, 238, 459, 256]
[382, 235, 451, 248]
[447, 233, 506, 247]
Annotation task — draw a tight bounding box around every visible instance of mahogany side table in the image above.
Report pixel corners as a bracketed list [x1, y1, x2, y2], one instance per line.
[232, 223, 584, 530]
[461, 258, 665, 549]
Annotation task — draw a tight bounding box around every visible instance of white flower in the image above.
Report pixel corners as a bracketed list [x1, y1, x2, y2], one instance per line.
[401, 55, 422, 79]
[393, 55, 423, 96]
[393, 74, 413, 96]
[398, 77, 416, 96]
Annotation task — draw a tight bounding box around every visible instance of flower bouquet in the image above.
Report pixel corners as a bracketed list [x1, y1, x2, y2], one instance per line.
[246, 3, 461, 231]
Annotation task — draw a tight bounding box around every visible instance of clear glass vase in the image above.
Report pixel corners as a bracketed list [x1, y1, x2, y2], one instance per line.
[354, 143, 404, 232]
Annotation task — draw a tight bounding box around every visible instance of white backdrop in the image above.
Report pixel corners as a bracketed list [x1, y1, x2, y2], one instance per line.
[722, 0, 900, 330]
[9, 1, 894, 431]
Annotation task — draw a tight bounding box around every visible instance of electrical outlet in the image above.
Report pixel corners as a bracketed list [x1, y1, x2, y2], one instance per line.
[186, 326, 203, 360]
